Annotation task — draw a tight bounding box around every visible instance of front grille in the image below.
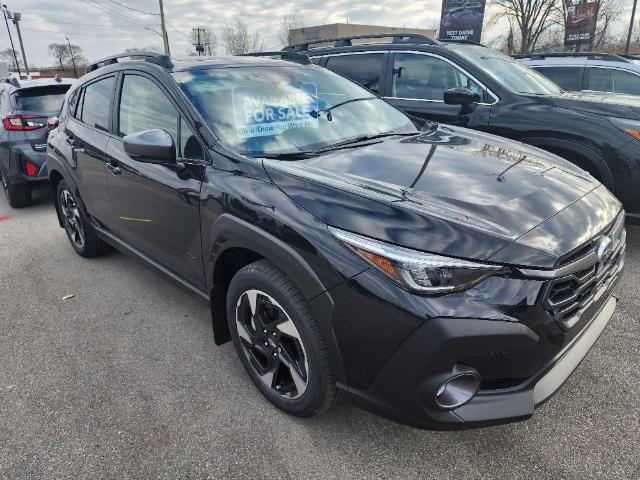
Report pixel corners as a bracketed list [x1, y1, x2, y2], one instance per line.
[542, 212, 626, 330]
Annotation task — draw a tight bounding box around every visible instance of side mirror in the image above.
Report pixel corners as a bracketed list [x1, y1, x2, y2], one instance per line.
[443, 87, 477, 106]
[123, 129, 176, 164]
[47, 116, 59, 130]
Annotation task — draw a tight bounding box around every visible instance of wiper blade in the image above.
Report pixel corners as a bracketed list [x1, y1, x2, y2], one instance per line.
[253, 151, 319, 160]
[320, 96, 378, 120]
[318, 131, 417, 152]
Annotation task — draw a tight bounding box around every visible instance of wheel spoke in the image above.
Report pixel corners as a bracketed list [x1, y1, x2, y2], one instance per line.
[279, 351, 307, 395]
[236, 319, 254, 344]
[275, 318, 298, 338]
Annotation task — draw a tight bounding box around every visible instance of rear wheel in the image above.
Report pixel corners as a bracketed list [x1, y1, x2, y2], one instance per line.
[1, 168, 32, 208]
[56, 180, 110, 258]
[226, 260, 336, 416]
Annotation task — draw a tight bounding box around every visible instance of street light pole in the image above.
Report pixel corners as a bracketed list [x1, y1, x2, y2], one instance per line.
[626, 0, 638, 55]
[158, 0, 170, 56]
[66, 36, 78, 78]
[9, 11, 29, 78]
[1, 4, 20, 77]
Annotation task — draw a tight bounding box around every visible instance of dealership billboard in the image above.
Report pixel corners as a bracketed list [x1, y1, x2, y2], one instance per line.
[438, 0, 487, 43]
[564, 0, 599, 45]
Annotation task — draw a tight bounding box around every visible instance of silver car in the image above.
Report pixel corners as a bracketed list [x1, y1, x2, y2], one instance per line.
[0, 77, 74, 207]
[515, 52, 640, 96]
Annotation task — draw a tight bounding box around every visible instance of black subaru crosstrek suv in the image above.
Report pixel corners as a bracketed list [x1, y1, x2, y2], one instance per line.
[46, 51, 625, 429]
[285, 33, 640, 224]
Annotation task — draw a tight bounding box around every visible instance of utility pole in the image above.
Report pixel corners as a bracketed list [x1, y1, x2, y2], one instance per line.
[8, 11, 29, 78]
[66, 36, 78, 78]
[626, 0, 638, 55]
[158, 0, 170, 56]
[1, 4, 20, 77]
[193, 27, 204, 56]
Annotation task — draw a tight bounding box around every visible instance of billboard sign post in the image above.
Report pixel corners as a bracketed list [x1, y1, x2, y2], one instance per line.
[438, 0, 487, 43]
[564, 0, 599, 47]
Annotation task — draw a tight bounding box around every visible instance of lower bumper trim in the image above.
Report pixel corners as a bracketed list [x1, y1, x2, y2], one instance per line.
[533, 295, 617, 404]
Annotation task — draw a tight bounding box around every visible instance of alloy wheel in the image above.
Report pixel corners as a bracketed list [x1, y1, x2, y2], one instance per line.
[60, 189, 85, 250]
[235, 289, 309, 399]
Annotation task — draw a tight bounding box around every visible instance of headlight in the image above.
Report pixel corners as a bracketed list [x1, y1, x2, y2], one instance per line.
[608, 116, 640, 141]
[329, 227, 510, 294]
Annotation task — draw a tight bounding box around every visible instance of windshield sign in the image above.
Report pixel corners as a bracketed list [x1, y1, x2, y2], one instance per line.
[232, 82, 319, 138]
[173, 65, 416, 156]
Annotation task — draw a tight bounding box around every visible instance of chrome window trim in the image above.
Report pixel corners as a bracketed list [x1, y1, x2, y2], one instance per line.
[315, 50, 499, 106]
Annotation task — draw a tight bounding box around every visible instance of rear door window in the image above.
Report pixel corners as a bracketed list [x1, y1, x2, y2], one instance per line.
[533, 66, 583, 91]
[586, 68, 614, 92]
[324, 53, 385, 94]
[79, 76, 115, 131]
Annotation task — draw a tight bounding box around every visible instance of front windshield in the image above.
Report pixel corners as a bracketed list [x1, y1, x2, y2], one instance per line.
[447, 44, 563, 95]
[173, 65, 417, 156]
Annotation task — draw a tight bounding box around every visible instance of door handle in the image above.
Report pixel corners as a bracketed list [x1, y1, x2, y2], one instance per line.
[106, 162, 122, 176]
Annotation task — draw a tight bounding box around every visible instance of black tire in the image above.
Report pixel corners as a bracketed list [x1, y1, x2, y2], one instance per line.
[226, 260, 336, 417]
[56, 179, 111, 258]
[1, 168, 32, 208]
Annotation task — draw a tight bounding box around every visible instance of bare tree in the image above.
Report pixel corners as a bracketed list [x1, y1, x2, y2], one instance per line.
[222, 20, 264, 55]
[0, 48, 21, 70]
[66, 44, 87, 69]
[48, 43, 69, 71]
[125, 46, 162, 53]
[190, 26, 218, 55]
[592, 0, 624, 50]
[490, 0, 560, 53]
[278, 14, 302, 47]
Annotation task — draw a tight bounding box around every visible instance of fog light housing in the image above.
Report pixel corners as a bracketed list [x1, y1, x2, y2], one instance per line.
[434, 367, 481, 410]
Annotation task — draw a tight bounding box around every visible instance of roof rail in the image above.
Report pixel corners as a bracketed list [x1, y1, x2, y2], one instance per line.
[241, 51, 311, 65]
[86, 51, 174, 73]
[512, 52, 631, 63]
[284, 32, 439, 52]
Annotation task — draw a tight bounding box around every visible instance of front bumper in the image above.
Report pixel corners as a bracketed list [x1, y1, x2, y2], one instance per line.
[347, 289, 618, 430]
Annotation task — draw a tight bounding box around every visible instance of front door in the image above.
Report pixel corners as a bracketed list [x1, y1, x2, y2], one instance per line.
[105, 73, 207, 289]
[385, 52, 492, 129]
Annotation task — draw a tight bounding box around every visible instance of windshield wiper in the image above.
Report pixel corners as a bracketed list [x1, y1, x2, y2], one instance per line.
[253, 151, 320, 160]
[320, 96, 378, 121]
[318, 131, 417, 153]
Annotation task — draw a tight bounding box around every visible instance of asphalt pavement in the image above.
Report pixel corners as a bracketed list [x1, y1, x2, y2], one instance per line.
[1, 189, 639, 480]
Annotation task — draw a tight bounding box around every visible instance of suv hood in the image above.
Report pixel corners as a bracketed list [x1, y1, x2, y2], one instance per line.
[263, 124, 604, 266]
[539, 91, 640, 119]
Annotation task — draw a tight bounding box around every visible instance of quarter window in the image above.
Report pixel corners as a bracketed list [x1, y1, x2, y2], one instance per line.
[533, 66, 583, 91]
[325, 54, 385, 94]
[612, 70, 640, 96]
[79, 76, 115, 131]
[179, 117, 204, 160]
[391, 53, 484, 102]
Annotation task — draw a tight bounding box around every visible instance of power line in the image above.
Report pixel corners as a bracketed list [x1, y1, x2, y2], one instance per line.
[82, 0, 155, 29]
[22, 28, 157, 37]
[106, 0, 159, 16]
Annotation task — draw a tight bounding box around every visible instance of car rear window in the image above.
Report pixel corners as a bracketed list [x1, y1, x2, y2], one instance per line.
[11, 85, 71, 112]
[533, 66, 583, 91]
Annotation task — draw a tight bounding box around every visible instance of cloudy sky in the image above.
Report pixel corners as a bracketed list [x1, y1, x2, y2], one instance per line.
[1, 0, 637, 68]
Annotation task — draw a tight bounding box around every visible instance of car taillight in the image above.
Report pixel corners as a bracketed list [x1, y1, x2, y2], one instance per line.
[24, 160, 39, 177]
[2, 115, 46, 131]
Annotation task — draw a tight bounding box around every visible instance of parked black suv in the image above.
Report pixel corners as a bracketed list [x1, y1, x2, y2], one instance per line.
[47, 51, 625, 429]
[1, 77, 74, 207]
[287, 34, 640, 223]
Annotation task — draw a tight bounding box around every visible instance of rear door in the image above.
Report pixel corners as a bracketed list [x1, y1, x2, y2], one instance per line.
[62, 75, 116, 223]
[104, 72, 206, 288]
[384, 52, 493, 128]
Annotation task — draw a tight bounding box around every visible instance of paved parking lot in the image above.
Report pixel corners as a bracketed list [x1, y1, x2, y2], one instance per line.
[1, 189, 639, 480]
